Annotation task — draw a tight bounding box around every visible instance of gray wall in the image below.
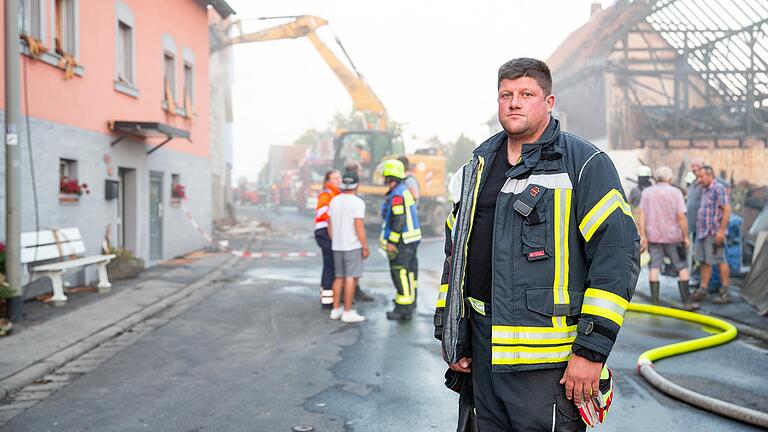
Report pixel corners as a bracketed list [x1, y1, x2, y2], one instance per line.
[0, 112, 212, 293]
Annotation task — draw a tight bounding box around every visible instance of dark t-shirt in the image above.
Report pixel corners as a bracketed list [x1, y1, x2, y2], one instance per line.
[465, 145, 512, 302]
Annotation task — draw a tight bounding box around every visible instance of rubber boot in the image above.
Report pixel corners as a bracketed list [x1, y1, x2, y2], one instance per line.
[678, 280, 700, 311]
[650, 281, 660, 306]
[690, 287, 709, 302]
[355, 284, 375, 302]
[386, 304, 412, 321]
[712, 286, 732, 304]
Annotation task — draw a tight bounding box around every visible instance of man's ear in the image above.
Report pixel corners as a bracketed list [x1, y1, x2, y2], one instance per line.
[546, 94, 556, 113]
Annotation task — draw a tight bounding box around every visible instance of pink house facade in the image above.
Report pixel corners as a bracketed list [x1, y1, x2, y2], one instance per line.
[0, 0, 234, 290]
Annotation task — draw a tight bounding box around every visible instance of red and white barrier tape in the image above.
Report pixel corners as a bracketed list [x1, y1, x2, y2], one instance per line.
[181, 202, 317, 259]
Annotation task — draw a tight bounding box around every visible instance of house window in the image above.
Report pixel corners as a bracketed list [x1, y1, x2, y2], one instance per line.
[60, 158, 77, 180]
[171, 174, 185, 200]
[54, 0, 77, 56]
[184, 63, 194, 111]
[59, 158, 88, 196]
[21, 0, 43, 39]
[164, 53, 176, 104]
[117, 21, 133, 84]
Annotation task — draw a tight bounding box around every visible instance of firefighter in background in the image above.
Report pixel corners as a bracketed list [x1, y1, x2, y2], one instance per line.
[380, 160, 422, 320]
[629, 165, 653, 208]
[315, 169, 342, 309]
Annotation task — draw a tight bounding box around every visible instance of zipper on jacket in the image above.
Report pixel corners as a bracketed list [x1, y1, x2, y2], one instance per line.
[459, 155, 485, 318]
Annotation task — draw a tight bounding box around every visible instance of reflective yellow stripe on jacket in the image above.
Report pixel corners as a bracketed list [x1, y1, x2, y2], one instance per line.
[491, 324, 575, 365]
[401, 191, 422, 243]
[581, 288, 628, 326]
[492, 345, 573, 365]
[492, 325, 577, 345]
[579, 189, 633, 242]
[552, 188, 572, 327]
[436, 284, 448, 308]
[446, 212, 456, 231]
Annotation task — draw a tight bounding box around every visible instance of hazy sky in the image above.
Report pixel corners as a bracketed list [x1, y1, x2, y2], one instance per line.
[227, 0, 612, 180]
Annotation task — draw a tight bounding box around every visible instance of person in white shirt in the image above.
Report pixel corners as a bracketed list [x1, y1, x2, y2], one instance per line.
[327, 171, 370, 323]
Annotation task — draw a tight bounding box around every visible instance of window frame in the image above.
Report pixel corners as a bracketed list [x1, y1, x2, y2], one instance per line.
[18, 0, 85, 76]
[162, 33, 179, 113]
[52, 0, 79, 58]
[114, 0, 137, 96]
[182, 47, 195, 116]
[164, 53, 176, 101]
[20, 0, 45, 40]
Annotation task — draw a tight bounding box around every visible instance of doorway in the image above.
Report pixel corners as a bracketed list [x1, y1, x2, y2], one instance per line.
[149, 171, 164, 260]
[117, 168, 137, 254]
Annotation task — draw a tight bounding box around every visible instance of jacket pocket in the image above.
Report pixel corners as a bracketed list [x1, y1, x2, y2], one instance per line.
[526, 287, 584, 317]
[521, 197, 552, 261]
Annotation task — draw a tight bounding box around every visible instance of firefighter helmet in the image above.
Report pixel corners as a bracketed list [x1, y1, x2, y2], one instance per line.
[382, 159, 406, 179]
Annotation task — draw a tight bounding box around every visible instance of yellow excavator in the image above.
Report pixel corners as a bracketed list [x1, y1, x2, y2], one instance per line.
[211, 15, 450, 233]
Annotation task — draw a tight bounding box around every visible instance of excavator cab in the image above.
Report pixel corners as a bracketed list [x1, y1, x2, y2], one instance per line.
[333, 131, 405, 184]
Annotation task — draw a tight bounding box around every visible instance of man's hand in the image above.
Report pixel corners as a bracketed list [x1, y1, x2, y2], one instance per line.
[559, 353, 602, 403]
[386, 243, 397, 253]
[715, 231, 725, 247]
[449, 357, 472, 373]
[362, 246, 370, 259]
[640, 236, 648, 253]
[682, 236, 689, 249]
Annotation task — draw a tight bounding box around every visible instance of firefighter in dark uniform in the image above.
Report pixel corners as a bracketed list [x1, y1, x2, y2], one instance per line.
[434, 58, 639, 431]
[381, 159, 422, 320]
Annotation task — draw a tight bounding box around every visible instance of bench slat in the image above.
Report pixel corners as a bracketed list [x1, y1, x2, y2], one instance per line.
[56, 228, 83, 242]
[21, 231, 56, 248]
[21, 244, 61, 264]
[33, 254, 116, 272]
[59, 240, 86, 256]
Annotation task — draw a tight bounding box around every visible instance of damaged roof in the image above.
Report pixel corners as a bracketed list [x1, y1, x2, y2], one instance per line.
[547, 0, 768, 106]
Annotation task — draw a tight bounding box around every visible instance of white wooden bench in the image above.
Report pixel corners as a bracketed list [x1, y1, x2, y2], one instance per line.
[21, 228, 117, 305]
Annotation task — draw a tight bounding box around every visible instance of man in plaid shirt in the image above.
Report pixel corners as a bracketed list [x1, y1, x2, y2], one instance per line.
[691, 166, 732, 303]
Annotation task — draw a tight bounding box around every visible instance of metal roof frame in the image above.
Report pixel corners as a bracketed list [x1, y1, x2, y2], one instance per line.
[613, 0, 768, 146]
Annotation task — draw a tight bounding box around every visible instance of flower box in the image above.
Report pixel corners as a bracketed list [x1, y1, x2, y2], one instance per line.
[170, 197, 182, 207]
[59, 193, 80, 204]
[60, 177, 89, 196]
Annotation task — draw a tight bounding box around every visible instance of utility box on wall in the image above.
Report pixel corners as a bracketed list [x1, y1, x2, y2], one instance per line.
[105, 179, 119, 200]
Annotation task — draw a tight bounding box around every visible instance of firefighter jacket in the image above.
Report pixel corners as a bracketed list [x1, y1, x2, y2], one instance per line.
[380, 182, 422, 248]
[314, 182, 341, 230]
[434, 118, 640, 371]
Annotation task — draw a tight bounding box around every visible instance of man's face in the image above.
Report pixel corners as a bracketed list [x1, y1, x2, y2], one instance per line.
[328, 171, 342, 187]
[690, 162, 703, 174]
[497, 77, 554, 139]
[697, 170, 713, 187]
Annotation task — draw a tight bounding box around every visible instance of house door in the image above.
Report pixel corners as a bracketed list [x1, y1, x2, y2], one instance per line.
[149, 172, 164, 260]
[118, 168, 137, 254]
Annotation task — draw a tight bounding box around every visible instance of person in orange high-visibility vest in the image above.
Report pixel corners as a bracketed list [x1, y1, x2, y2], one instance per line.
[315, 170, 342, 309]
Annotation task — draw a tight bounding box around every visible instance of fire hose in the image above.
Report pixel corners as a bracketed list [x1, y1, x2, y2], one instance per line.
[629, 303, 768, 428]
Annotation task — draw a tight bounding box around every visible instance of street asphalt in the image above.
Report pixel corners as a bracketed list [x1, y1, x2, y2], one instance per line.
[1, 206, 766, 431]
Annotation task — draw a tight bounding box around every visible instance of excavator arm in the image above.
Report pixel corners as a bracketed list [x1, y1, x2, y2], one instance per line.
[216, 15, 388, 129]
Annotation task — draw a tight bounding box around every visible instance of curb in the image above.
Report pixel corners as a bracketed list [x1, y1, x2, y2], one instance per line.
[0, 254, 240, 398]
[633, 291, 768, 343]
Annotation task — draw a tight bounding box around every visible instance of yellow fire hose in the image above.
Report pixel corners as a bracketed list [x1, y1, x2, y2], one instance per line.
[628, 303, 768, 428]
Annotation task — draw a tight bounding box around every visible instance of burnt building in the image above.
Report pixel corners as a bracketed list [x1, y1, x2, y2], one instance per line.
[548, 0, 768, 183]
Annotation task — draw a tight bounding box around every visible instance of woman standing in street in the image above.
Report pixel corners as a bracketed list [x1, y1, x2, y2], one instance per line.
[315, 170, 342, 309]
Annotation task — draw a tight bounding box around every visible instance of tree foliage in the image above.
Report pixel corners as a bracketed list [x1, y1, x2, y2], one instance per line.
[445, 134, 477, 174]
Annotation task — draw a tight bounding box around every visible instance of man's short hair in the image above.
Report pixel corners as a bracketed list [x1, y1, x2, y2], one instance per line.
[655, 166, 673, 182]
[700, 166, 715, 176]
[498, 58, 553, 95]
[397, 156, 410, 171]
